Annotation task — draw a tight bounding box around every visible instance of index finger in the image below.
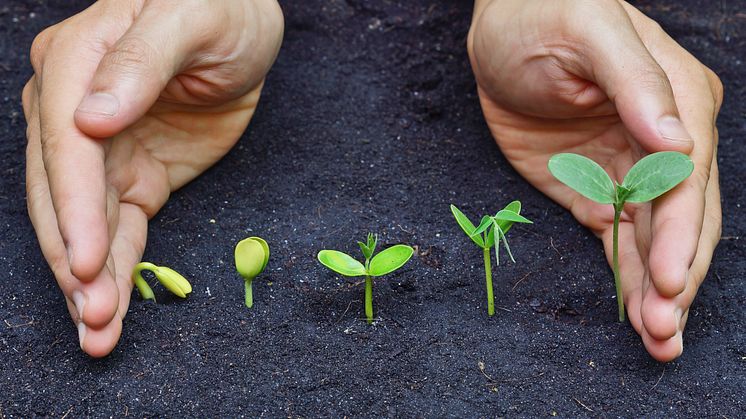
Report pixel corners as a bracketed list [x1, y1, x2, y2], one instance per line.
[37, 32, 111, 280]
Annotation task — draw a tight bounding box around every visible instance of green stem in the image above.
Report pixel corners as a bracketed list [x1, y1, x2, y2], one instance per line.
[365, 275, 374, 324]
[484, 247, 494, 316]
[133, 262, 158, 301]
[613, 206, 625, 322]
[244, 279, 253, 308]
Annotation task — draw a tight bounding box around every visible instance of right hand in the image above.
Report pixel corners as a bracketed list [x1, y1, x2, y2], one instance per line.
[22, 0, 284, 357]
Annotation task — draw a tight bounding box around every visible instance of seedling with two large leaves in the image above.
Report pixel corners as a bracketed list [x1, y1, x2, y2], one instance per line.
[318, 233, 414, 324]
[548, 151, 693, 321]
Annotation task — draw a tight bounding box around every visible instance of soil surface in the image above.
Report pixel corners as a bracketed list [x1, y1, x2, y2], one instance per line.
[1, 0, 744, 417]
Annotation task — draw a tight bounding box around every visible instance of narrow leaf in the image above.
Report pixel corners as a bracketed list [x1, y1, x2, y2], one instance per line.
[496, 223, 516, 264]
[548, 153, 616, 204]
[494, 209, 533, 224]
[495, 200, 523, 235]
[317, 250, 367, 277]
[368, 245, 414, 277]
[621, 151, 694, 203]
[368, 233, 378, 255]
[503, 200, 521, 214]
[450, 204, 485, 248]
[471, 216, 493, 237]
[358, 242, 373, 260]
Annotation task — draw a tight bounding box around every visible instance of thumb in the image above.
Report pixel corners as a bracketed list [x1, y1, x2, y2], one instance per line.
[582, 6, 694, 154]
[74, 6, 194, 138]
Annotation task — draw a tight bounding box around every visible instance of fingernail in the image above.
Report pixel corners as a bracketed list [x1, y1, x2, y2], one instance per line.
[72, 291, 86, 322]
[677, 331, 684, 356]
[77, 322, 87, 350]
[674, 307, 683, 331]
[657, 116, 693, 144]
[76, 93, 119, 117]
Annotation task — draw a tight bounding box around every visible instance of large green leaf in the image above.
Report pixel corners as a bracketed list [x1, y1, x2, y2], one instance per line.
[317, 250, 367, 277]
[622, 151, 694, 203]
[450, 204, 485, 248]
[368, 245, 414, 277]
[548, 153, 616, 204]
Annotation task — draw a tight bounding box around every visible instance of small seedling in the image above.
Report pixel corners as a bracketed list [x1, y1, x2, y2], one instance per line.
[235, 237, 270, 308]
[317, 233, 413, 324]
[548, 151, 693, 321]
[133, 262, 192, 302]
[451, 201, 533, 316]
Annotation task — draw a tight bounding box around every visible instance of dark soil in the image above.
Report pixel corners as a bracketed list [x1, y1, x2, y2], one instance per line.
[1, 0, 744, 417]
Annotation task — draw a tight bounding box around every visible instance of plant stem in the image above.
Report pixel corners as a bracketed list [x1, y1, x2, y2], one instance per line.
[244, 279, 253, 308]
[132, 262, 159, 301]
[613, 206, 625, 322]
[365, 275, 374, 324]
[484, 247, 494, 316]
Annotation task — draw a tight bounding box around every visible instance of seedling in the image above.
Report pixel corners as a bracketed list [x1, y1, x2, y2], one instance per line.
[133, 262, 192, 302]
[548, 151, 693, 321]
[317, 233, 414, 324]
[235, 237, 270, 308]
[451, 201, 533, 316]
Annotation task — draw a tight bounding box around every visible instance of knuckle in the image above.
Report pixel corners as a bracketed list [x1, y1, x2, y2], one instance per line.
[631, 67, 672, 95]
[691, 167, 711, 192]
[21, 80, 35, 118]
[104, 36, 157, 76]
[707, 69, 724, 110]
[30, 27, 55, 73]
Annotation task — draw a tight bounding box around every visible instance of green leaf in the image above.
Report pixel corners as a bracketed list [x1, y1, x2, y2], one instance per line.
[494, 200, 523, 235]
[494, 209, 532, 224]
[450, 204, 485, 248]
[251, 237, 270, 272]
[548, 153, 616, 204]
[368, 233, 378, 256]
[235, 237, 269, 280]
[621, 151, 694, 203]
[494, 222, 516, 265]
[503, 200, 521, 214]
[472, 216, 493, 237]
[358, 241, 373, 260]
[368, 245, 414, 277]
[154, 267, 193, 298]
[317, 250, 367, 277]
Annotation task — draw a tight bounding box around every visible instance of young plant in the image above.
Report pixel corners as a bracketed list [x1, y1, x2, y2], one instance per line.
[451, 201, 533, 316]
[235, 237, 270, 308]
[317, 233, 414, 324]
[548, 151, 694, 321]
[133, 262, 192, 302]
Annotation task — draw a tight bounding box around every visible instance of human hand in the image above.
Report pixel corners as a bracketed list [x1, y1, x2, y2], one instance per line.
[22, 0, 284, 357]
[468, 0, 722, 361]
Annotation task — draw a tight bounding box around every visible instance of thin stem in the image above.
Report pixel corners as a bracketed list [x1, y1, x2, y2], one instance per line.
[613, 206, 625, 322]
[244, 279, 253, 308]
[365, 275, 374, 324]
[484, 247, 494, 316]
[133, 262, 158, 301]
